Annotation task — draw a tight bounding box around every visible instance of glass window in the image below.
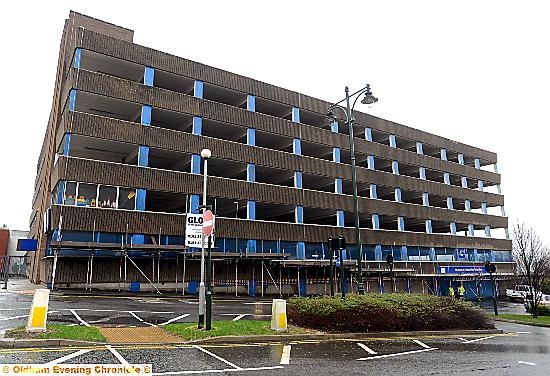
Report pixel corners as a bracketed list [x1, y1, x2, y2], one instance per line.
[98, 186, 118, 209]
[64, 182, 77, 205]
[118, 188, 136, 210]
[76, 183, 97, 207]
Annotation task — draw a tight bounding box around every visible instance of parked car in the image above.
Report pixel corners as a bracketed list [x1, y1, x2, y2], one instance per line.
[506, 285, 532, 302]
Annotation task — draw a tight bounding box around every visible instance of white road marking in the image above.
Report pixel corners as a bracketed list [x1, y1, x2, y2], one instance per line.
[45, 349, 92, 365]
[413, 340, 432, 349]
[129, 311, 157, 327]
[280, 345, 291, 365]
[68, 309, 174, 314]
[69, 309, 90, 327]
[0, 315, 28, 321]
[152, 366, 284, 375]
[357, 347, 437, 361]
[232, 314, 247, 321]
[518, 361, 536, 366]
[516, 331, 531, 334]
[457, 337, 466, 341]
[106, 345, 130, 365]
[242, 302, 272, 305]
[357, 343, 378, 355]
[461, 336, 495, 344]
[159, 314, 191, 326]
[193, 345, 243, 370]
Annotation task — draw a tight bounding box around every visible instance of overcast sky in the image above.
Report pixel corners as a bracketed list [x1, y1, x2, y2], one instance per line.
[1, 1, 548, 244]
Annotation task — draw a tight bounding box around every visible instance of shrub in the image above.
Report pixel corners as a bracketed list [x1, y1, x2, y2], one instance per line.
[526, 304, 550, 316]
[287, 294, 494, 333]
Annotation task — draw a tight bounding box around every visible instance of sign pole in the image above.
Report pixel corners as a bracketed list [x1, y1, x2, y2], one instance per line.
[206, 234, 213, 330]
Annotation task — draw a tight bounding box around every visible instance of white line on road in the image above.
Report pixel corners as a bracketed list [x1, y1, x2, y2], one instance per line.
[0, 315, 28, 321]
[68, 309, 174, 314]
[106, 345, 130, 365]
[357, 343, 378, 355]
[518, 361, 536, 366]
[159, 314, 191, 326]
[280, 345, 291, 365]
[232, 314, 247, 321]
[516, 331, 531, 334]
[357, 347, 437, 361]
[69, 309, 90, 327]
[152, 366, 284, 375]
[242, 302, 272, 305]
[413, 340, 432, 349]
[461, 336, 495, 344]
[193, 345, 243, 370]
[457, 337, 466, 341]
[129, 311, 157, 327]
[45, 349, 92, 365]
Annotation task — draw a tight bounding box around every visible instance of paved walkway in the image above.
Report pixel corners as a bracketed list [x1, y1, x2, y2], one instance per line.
[99, 327, 185, 343]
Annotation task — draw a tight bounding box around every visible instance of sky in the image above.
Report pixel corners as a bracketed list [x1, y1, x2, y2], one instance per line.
[0, 1, 548, 244]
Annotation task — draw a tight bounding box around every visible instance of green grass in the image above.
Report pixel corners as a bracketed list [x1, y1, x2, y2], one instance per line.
[491, 314, 550, 326]
[9, 325, 106, 342]
[164, 320, 309, 340]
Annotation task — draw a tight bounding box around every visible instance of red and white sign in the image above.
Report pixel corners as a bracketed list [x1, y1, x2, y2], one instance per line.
[203, 210, 215, 237]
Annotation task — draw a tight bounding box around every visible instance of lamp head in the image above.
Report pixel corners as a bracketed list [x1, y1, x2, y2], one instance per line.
[200, 148, 212, 159]
[361, 85, 378, 105]
[325, 109, 337, 127]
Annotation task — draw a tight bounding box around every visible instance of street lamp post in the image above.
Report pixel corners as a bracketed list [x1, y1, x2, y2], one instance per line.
[198, 148, 211, 329]
[327, 85, 378, 295]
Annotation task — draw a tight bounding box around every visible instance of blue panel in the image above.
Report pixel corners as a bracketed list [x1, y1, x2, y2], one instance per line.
[188, 280, 198, 295]
[63, 133, 71, 156]
[293, 138, 301, 155]
[292, 107, 300, 123]
[416, 142, 423, 154]
[132, 234, 145, 245]
[370, 184, 377, 199]
[485, 226, 492, 238]
[69, 89, 77, 111]
[247, 94, 256, 112]
[136, 188, 146, 211]
[450, 222, 457, 235]
[138, 145, 149, 167]
[247, 201, 256, 220]
[333, 147, 341, 163]
[429, 247, 436, 261]
[425, 219, 433, 233]
[299, 276, 307, 296]
[247, 163, 255, 182]
[400, 245, 408, 260]
[56, 180, 66, 204]
[17, 239, 38, 251]
[248, 280, 256, 296]
[389, 134, 396, 148]
[144, 66, 155, 86]
[294, 171, 303, 188]
[73, 48, 82, 68]
[468, 224, 475, 236]
[481, 202, 488, 214]
[465, 200, 471, 211]
[375, 244, 382, 261]
[141, 105, 152, 125]
[422, 192, 429, 206]
[331, 121, 339, 133]
[365, 128, 373, 141]
[398, 217, 405, 231]
[335, 178, 342, 194]
[297, 241, 305, 260]
[247, 128, 256, 146]
[395, 187, 402, 202]
[192, 116, 202, 135]
[367, 155, 375, 170]
[392, 160, 399, 175]
[194, 80, 203, 99]
[478, 180, 484, 190]
[189, 195, 200, 214]
[447, 196, 454, 209]
[419, 166, 426, 180]
[444, 172, 450, 185]
[247, 239, 257, 252]
[441, 148, 447, 160]
[337, 210, 344, 227]
[295, 205, 303, 224]
[474, 158, 481, 169]
[191, 154, 201, 174]
[458, 154, 464, 165]
[461, 177, 468, 188]
[372, 213, 380, 229]
[130, 282, 140, 292]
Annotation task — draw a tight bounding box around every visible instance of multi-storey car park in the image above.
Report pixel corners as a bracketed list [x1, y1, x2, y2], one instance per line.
[29, 12, 514, 298]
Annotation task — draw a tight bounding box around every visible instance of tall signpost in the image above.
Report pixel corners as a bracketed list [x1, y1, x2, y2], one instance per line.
[198, 148, 211, 329]
[203, 209, 214, 330]
[485, 262, 498, 316]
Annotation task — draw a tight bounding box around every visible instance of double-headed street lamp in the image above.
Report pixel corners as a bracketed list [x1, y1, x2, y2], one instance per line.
[327, 84, 378, 295]
[198, 148, 211, 329]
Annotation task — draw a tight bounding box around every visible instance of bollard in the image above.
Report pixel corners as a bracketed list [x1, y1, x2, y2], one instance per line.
[270, 299, 287, 332]
[26, 289, 50, 332]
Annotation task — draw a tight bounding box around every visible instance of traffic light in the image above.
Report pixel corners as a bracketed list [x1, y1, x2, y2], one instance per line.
[337, 236, 346, 250]
[484, 262, 496, 274]
[328, 236, 346, 251]
[386, 253, 394, 266]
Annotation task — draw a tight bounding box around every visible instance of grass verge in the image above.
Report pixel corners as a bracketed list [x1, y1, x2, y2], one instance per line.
[8, 325, 106, 342]
[164, 320, 312, 340]
[490, 313, 550, 326]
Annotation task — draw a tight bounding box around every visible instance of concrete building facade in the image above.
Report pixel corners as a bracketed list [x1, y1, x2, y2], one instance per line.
[29, 12, 513, 297]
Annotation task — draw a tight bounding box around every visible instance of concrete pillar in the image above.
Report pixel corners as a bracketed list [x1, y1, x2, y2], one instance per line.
[194, 80, 203, 99]
[144, 66, 155, 86]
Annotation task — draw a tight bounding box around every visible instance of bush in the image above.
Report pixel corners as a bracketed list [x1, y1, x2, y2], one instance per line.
[526, 304, 550, 316]
[287, 294, 494, 333]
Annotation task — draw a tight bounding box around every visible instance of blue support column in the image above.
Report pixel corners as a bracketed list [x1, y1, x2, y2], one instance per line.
[485, 226, 492, 238]
[336, 210, 345, 227]
[69, 89, 77, 111]
[395, 187, 402, 202]
[293, 138, 302, 155]
[292, 107, 300, 123]
[398, 217, 405, 231]
[370, 184, 377, 199]
[144, 66, 155, 86]
[372, 213, 380, 229]
[416, 142, 423, 155]
[141, 105, 152, 125]
[247, 163, 255, 182]
[478, 180, 484, 191]
[136, 189, 146, 210]
[419, 166, 426, 180]
[138, 145, 149, 167]
[474, 158, 481, 169]
[73, 48, 82, 68]
[458, 154, 465, 165]
[331, 121, 339, 133]
[473, 248, 479, 261]
[401, 245, 408, 261]
[441, 148, 447, 161]
[425, 219, 433, 234]
[295, 205, 303, 224]
[389, 134, 397, 148]
[194, 80, 204, 99]
[365, 128, 373, 141]
[429, 247, 436, 261]
[447, 196, 454, 209]
[367, 155, 375, 170]
[297, 242, 306, 260]
[56, 180, 66, 204]
[247, 94, 256, 112]
[465, 200, 471, 211]
[247, 201, 256, 220]
[294, 171, 303, 189]
[482, 202, 488, 214]
[247, 128, 256, 146]
[334, 178, 342, 194]
[191, 154, 201, 174]
[422, 192, 430, 206]
[333, 147, 341, 163]
[189, 195, 200, 214]
[247, 239, 257, 253]
[192, 116, 202, 135]
[392, 161, 400, 175]
[375, 245, 382, 261]
[468, 224, 475, 236]
[450, 222, 457, 235]
[444, 172, 450, 185]
[63, 133, 72, 156]
[461, 177, 468, 188]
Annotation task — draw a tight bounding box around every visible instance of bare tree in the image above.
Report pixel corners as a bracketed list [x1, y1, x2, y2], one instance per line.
[512, 222, 550, 317]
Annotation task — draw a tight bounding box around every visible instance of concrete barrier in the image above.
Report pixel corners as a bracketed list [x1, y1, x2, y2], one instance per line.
[26, 289, 50, 332]
[270, 299, 287, 332]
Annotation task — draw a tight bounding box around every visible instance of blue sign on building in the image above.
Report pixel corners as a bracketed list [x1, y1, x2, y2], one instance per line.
[17, 239, 38, 252]
[438, 265, 486, 274]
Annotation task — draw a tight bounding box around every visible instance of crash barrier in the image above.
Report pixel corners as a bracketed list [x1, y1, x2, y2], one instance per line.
[26, 289, 50, 332]
[271, 299, 287, 332]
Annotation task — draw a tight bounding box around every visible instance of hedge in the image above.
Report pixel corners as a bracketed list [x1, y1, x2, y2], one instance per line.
[287, 294, 494, 332]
